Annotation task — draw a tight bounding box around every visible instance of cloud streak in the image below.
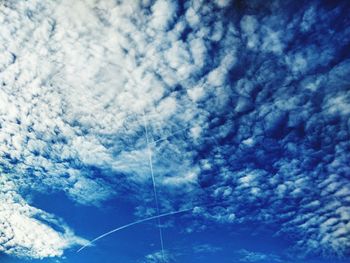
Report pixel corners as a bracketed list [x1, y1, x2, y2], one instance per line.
[77, 207, 193, 253]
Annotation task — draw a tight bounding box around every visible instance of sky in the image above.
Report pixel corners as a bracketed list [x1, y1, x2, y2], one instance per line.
[0, 0, 350, 262]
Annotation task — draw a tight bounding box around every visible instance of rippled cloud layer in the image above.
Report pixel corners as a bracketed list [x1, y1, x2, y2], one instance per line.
[0, 0, 349, 260]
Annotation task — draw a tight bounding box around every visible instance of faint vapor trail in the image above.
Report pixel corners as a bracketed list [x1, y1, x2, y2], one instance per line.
[151, 126, 191, 144]
[143, 112, 165, 262]
[76, 208, 193, 253]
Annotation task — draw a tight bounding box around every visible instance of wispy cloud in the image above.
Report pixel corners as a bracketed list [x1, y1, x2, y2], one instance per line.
[141, 250, 175, 263]
[234, 249, 283, 263]
[192, 243, 222, 254]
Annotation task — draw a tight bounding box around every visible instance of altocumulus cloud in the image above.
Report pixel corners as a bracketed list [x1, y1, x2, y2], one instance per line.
[0, 0, 350, 260]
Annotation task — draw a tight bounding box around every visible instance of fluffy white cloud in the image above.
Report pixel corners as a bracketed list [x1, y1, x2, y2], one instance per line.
[0, 177, 87, 259]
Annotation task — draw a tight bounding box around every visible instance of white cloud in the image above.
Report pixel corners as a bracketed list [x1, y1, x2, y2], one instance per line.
[214, 0, 232, 8]
[193, 243, 222, 254]
[141, 250, 174, 263]
[0, 185, 87, 259]
[151, 0, 177, 30]
[235, 249, 282, 263]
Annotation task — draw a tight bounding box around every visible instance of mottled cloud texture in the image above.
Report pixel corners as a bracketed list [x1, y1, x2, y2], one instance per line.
[0, 0, 349, 259]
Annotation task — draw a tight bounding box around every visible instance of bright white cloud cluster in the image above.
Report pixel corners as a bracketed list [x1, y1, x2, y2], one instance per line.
[0, 177, 87, 258]
[0, 0, 349, 260]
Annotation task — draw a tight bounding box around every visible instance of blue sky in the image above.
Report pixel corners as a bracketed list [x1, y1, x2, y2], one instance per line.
[0, 0, 350, 262]
[3, 192, 349, 263]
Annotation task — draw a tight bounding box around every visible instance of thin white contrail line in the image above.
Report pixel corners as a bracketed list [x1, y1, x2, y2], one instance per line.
[151, 126, 191, 144]
[76, 199, 235, 253]
[76, 208, 192, 253]
[143, 113, 165, 262]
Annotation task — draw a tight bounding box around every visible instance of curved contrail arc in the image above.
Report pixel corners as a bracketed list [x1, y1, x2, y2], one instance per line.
[76, 208, 193, 253]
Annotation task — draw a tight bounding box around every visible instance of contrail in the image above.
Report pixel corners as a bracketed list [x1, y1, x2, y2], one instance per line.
[151, 126, 191, 144]
[142, 113, 165, 262]
[76, 199, 234, 253]
[76, 208, 193, 253]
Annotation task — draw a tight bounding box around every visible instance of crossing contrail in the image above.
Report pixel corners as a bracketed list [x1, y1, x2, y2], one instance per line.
[76, 207, 193, 253]
[151, 126, 191, 144]
[142, 112, 165, 261]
